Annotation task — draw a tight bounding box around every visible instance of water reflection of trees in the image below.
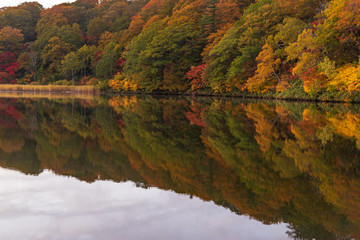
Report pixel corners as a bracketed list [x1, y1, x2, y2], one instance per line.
[1, 97, 360, 239]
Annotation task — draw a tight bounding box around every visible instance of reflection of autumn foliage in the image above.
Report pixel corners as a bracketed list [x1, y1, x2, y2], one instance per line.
[1, 97, 360, 239]
[0, 129, 25, 153]
[0, 100, 22, 128]
[108, 95, 139, 114]
[186, 101, 205, 127]
[5, 106, 22, 120]
[246, 103, 281, 152]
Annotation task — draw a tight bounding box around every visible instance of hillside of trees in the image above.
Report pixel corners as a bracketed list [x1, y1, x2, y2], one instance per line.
[1, 0, 360, 100]
[1, 96, 360, 239]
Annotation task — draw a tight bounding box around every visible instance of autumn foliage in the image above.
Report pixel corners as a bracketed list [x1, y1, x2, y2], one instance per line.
[0, 52, 21, 83]
[0, 0, 358, 98]
[186, 64, 206, 91]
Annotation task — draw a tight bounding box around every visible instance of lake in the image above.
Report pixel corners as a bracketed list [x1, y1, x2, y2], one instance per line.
[0, 96, 359, 240]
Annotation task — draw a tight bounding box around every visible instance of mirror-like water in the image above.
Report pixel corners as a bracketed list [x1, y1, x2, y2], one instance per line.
[0, 169, 287, 240]
[0, 96, 359, 239]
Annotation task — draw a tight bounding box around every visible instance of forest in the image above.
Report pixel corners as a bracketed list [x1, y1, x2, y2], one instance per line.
[0, 0, 360, 100]
[2, 96, 360, 239]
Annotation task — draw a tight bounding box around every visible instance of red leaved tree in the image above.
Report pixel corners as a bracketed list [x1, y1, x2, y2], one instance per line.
[186, 64, 206, 91]
[0, 52, 21, 83]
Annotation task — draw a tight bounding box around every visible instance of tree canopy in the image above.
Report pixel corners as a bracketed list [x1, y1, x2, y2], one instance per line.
[0, 0, 358, 98]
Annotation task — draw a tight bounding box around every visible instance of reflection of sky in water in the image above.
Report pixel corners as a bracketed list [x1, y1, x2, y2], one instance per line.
[0, 168, 288, 240]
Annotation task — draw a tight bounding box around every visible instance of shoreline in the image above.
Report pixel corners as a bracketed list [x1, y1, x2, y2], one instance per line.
[105, 90, 354, 104]
[0, 92, 98, 100]
[0, 84, 100, 99]
[0, 84, 100, 94]
[0, 84, 357, 104]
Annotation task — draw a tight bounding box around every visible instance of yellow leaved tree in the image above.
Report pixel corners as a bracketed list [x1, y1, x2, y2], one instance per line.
[246, 44, 281, 93]
[329, 64, 360, 92]
[109, 72, 139, 92]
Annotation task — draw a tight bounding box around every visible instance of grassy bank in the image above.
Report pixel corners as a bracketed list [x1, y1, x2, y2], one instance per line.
[0, 84, 100, 95]
[0, 92, 98, 100]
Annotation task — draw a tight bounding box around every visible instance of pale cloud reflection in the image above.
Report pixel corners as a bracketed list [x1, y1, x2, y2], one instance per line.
[0, 168, 289, 240]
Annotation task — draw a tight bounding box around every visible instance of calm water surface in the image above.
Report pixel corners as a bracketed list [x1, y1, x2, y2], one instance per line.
[0, 96, 359, 239]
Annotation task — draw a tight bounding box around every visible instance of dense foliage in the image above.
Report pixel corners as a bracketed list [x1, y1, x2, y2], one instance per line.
[2, 96, 360, 239]
[0, 0, 359, 98]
